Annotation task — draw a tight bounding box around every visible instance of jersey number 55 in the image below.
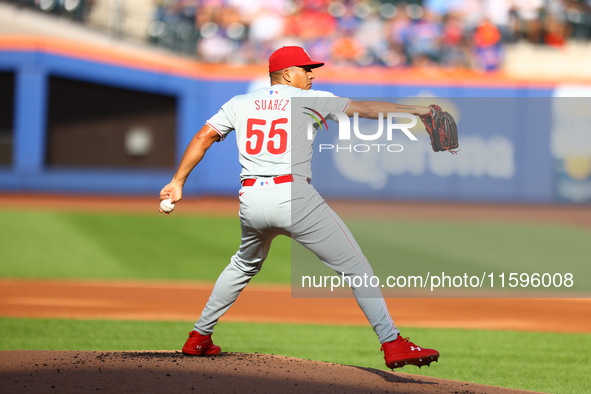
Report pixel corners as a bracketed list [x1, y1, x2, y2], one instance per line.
[246, 117, 288, 155]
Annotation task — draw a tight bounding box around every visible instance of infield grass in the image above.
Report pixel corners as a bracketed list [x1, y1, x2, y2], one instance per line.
[1, 317, 589, 394]
[0, 210, 589, 294]
[0, 210, 290, 283]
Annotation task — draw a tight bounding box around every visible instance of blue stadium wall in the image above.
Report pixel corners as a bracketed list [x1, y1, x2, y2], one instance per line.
[0, 43, 589, 204]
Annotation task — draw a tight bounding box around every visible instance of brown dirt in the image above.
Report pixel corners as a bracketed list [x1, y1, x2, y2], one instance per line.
[1, 279, 590, 333]
[2, 193, 589, 393]
[0, 351, 542, 394]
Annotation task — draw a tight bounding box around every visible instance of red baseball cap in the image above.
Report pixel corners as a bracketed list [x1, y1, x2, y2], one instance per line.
[268, 46, 325, 73]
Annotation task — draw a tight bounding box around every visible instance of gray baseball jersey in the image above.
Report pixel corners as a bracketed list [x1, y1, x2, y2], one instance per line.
[206, 85, 349, 181]
[194, 85, 399, 344]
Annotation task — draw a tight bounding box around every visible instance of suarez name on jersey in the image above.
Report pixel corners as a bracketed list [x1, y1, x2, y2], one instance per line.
[254, 99, 290, 111]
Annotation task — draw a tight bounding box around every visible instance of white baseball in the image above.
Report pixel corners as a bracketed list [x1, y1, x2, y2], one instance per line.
[160, 198, 175, 213]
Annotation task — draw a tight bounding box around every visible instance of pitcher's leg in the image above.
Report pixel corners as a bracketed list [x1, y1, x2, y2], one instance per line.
[291, 188, 399, 343]
[353, 294, 399, 343]
[194, 225, 276, 335]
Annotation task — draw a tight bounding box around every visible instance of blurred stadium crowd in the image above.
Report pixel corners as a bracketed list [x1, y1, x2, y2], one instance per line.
[6, 0, 591, 71]
[148, 0, 591, 71]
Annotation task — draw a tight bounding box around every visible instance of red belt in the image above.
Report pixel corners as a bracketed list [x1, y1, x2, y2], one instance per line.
[242, 174, 294, 187]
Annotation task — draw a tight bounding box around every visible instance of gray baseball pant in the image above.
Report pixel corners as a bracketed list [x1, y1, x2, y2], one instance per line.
[194, 177, 399, 344]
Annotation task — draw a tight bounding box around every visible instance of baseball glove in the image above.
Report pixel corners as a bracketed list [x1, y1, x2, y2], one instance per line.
[419, 104, 459, 154]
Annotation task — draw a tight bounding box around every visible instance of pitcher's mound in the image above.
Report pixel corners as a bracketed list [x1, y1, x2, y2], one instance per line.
[1, 350, 539, 393]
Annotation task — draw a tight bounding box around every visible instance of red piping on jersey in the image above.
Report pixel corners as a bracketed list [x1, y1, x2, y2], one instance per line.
[206, 122, 225, 141]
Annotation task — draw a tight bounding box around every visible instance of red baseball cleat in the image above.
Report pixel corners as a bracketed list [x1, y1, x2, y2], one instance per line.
[381, 336, 439, 369]
[182, 331, 222, 356]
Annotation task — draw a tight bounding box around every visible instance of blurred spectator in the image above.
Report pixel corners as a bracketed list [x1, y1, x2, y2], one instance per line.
[440, 12, 471, 68]
[384, 5, 412, 66]
[196, 4, 244, 63]
[331, 28, 364, 66]
[483, 0, 514, 42]
[402, 10, 443, 67]
[353, 6, 388, 65]
[512, 0, 544, 43]
[543, 0, 568, 47]
[333, 1, 360, 34]
[461, 0, 485, 32]
[473, 17, 503, 71]
[247, 8, 285, 63]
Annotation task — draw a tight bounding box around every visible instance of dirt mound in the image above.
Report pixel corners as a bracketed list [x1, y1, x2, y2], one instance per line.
[1, 350, 539, 394]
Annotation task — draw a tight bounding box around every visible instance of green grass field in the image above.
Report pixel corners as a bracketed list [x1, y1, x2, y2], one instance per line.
[1, 208, 590, 394]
